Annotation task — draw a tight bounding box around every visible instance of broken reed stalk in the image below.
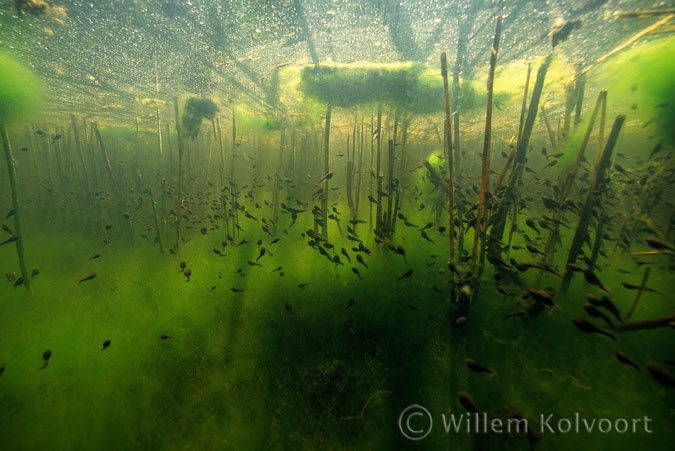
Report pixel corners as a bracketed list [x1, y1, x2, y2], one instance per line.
[573, 63, 586, 127]
[215, 116, 229, 234]
[91, 121, 115, 183]
[385, 112, 399, 238]
[211, 119, 224, 187]
[173, 97, 185, 252]
[589, 217, 606, 268]
[584, 14, 675, 73]
[516, 63, 532, 147]
[346, 135, 355, 222]
[561, 81, 575, 141]
[624, 266, 651, 320]
[1, 124, 31, 292]
[487, 55, 552, 264]
[368, 115, 375, 228]
[561, 114, 625, 292]
[321, 105, 331, 239]
[230, 107, 239, 237]
[156, 107, 163, 179]
[386, 138, 395, 237]
[615, 313, 675, 332]
[614, 8, 675, 19]
[272, 122, 286, 236]
[71, 115, 91, 194]
[540, 106, 557, 149]
[471, 15, 502, 274]
[593, 90, 607, 177]
[355, 118, 365, 220]
[586, 91, 608, 267]
[391, 179, 400, 235]
[440, 52, 455, 262]
[493, 144, 516, 195]
[148, 186, 164, 255]
[374, 107, 383, 238]
[544, 90, 607, 258]
[154, 55, 163, 180]
[452, 19, 468, 184]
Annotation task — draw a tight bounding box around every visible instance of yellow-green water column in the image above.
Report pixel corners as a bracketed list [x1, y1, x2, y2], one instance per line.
[0, 53, 42, 292]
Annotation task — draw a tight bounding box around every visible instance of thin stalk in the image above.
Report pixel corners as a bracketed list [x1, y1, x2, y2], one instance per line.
[386, 138, 395, 238]
[355, 118, 364, 220]
[544, 90, 606, 257]
[585, 14, 675, 72]
[92, 121, 114, 183]
[148, 186, 164, 255]
[216, 116, 229, 235]
[174, 97, 185, 252]
[561, 114, 625, 292]
[615, 314, 675, 332]
[374, 108, 383, 237]
[625, 267, 650, 320]
[321, 106, 331, 239]
[346, 135, 355, 221]
[471, 15, 502, 274]
[487, 54, 552, 265]
[540, 106, 557, 149]
[272, 121, 286, 236]
[516, 64, 531, 146]
[441, 52, 454, 262]
[1, 124, 31, 292]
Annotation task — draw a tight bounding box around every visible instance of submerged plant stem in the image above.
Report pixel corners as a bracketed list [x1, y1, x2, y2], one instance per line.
[1, 124, 30, 292]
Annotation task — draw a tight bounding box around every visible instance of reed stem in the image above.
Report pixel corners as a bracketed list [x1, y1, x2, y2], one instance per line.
[1, 124, 30, 292]
[471, 15, 502, 274]
[441, 52, 454, 263]
[173, 97, 185, 252]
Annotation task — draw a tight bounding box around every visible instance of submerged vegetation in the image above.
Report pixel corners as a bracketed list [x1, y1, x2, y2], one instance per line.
[180, 97, 219, 140]
[0, 2, 674, 450]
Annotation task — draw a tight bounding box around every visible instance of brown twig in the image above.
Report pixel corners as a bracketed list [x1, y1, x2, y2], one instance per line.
[441, 52, 455, 263]
[625, 267, 651, 320]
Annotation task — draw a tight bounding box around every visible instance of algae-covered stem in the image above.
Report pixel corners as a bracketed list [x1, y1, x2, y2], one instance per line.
[0, 125, 31, 292]
[560, 113, 624, 292]
[573, 63, 586, 127]
[487, 54, 552, 262]
[321, 105, 331, 239]
[374, 107, 383, 237]
[471, 15, 502, 275]
[173, 97, 185, 252]
[440, 52, 454, 262]
[544, 90, 606, 259]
